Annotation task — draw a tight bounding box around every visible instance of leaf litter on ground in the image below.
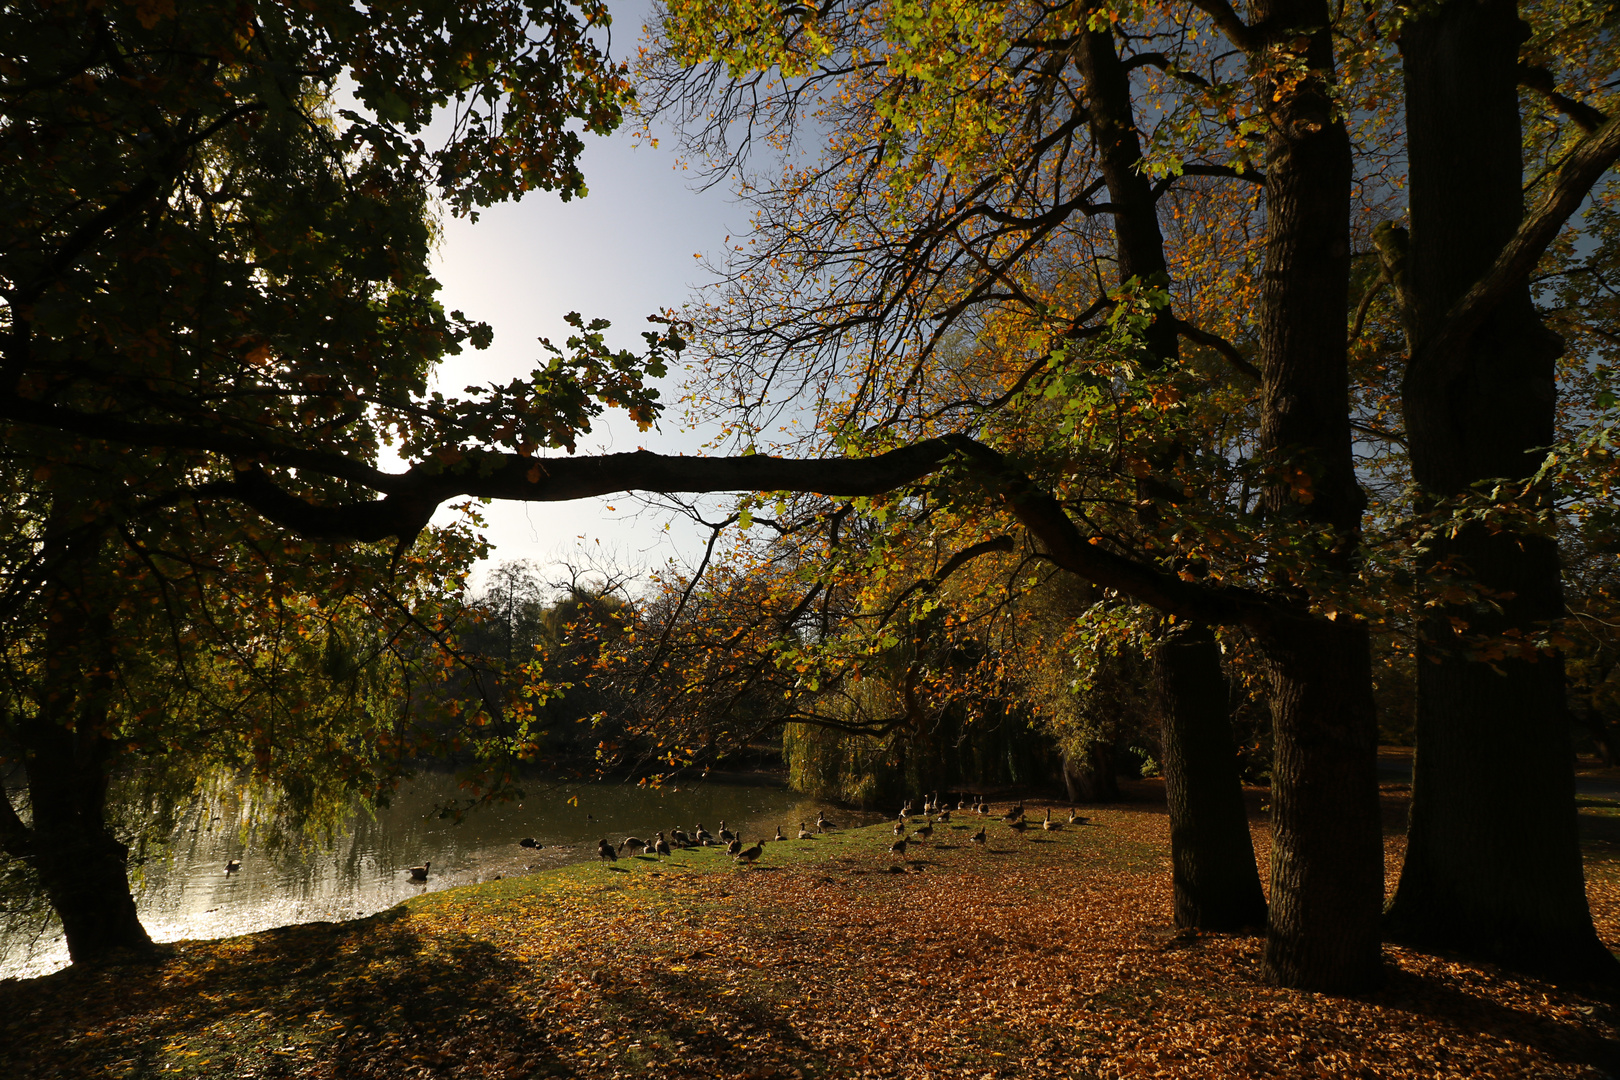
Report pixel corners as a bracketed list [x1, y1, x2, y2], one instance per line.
[4, 784, 1619, 1079]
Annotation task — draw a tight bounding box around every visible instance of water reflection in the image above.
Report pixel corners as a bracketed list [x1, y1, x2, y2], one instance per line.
[1, 771, 854, 981]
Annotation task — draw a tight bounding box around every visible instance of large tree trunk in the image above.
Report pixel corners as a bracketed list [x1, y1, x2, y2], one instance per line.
[1074, 19, 1267, 930]
[15, 501, 153, 963]
[1247, 0, 1385, 991]
[1155, 621, 1268, 931]
[1260, 618, 1382, 988]
[1387, 0, 1614, 978]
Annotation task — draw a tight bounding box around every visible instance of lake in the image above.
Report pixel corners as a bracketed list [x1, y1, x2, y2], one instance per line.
[0, 770, 860, 981]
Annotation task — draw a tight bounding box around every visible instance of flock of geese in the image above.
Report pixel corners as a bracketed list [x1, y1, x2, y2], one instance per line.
[595, 810, 841, 870]
[219, 795, 1092, 883]
[886, 795, 1090, 858]
[592, 793, 1094, 870]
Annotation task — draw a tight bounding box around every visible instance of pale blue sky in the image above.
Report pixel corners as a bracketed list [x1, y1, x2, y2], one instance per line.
[429, 0, 741, 591]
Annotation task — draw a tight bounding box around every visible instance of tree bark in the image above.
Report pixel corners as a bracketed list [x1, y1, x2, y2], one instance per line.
[1155, 621, 1268, 931]
[1075, 18, 1267, 931]
[1388, 0, 1615, 978]
[14, 500, 153, 964]
[1247, 0, 1384, 991]
[1260, 616, 1383, 988]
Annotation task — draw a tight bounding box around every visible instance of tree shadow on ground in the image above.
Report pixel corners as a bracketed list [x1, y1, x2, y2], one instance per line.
[1372, 961, 1620, 1074]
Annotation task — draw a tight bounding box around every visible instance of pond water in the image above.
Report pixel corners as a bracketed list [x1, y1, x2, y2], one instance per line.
[0, 771, 860, 982]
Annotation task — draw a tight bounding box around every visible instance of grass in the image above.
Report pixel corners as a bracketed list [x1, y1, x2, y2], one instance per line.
[2, 798, 1618, 1079]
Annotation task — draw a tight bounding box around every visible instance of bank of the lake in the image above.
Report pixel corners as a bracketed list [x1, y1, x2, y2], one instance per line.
[4, 786, 1619, 1079]
[0, 769, 862, 980]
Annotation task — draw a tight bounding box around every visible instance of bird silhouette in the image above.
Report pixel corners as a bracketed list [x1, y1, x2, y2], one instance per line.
[224, 858, 241, 873]
[407, 861, 431, 881]
[1003, 803, 1025, 823]
[519, 837, 538, 849]
[597, 839, 618, 863]
[914, 821, 934, 843]
[889, 837, 909, 858]
[971, 827, 987, 845]
[1009, 817, 1028, 835]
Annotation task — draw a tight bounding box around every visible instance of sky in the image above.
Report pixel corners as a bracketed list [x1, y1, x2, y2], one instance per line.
[426, 1, 744, 594]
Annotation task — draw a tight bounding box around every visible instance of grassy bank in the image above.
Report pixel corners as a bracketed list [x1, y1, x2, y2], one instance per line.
[4, 792, 1618, 1079]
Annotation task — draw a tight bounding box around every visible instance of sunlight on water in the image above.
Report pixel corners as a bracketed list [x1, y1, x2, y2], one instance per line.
[1, 772, 854, 981]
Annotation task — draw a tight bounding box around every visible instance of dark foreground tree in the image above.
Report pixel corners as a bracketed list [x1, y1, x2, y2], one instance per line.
[1385, 0, 1620, 977]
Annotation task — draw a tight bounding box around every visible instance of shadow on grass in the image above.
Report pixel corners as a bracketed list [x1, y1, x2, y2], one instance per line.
[0, 901, 843, 1080]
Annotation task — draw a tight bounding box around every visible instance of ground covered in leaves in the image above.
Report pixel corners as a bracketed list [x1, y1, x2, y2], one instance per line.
[5, 786, 1620, 1079]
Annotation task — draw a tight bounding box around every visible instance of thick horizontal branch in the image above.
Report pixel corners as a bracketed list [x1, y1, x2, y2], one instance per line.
[939, 436, 1279, 631]
[203, 442, 963, 544]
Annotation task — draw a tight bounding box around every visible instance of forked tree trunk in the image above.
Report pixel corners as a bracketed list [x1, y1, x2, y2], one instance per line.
[1387, 0, 1615, 978]
[1248, 0, 1384, 991]
[1155, 621, 1268, 931]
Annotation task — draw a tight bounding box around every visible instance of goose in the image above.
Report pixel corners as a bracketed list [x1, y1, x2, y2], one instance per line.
[670, 827, 693, 848]
[797, 822, 813, 840]
[1009, 817, 1028, 835]
[727, 837, 744, 857]
[1003, 803, 1024, 823]
[898, 802, 912, 821]
[519, 837, 538, 849]
[619, 836, 648, 857]
[717, 821, 736, 844]
[889, 837, 909, 858]
[978, 801, 989, 815]
[774, 825, 787, 841]
[914, 821, 934, 843]
[406, 861, 431, 881]
[224, 858, 241, 873]
[937, 809, 951, 823]
[815, 811, 835, 831]
[893, 820, 907, 836]
[971, 827, 987, 845]
[597, 839, 618, 863]
[1043, 809, 1061, 831]
[957, 796, 970, 811]
[1070, 809, 1090, 826]
[653, 832, 672, 859]
[735, 840, 764, 866]
[694, 824, 714, 845]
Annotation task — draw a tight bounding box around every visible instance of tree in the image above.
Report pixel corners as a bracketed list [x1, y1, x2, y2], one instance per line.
[636, 0, 1620, 988]
[0, 0, 643, 962]
[1382, 0, 1620, 976]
